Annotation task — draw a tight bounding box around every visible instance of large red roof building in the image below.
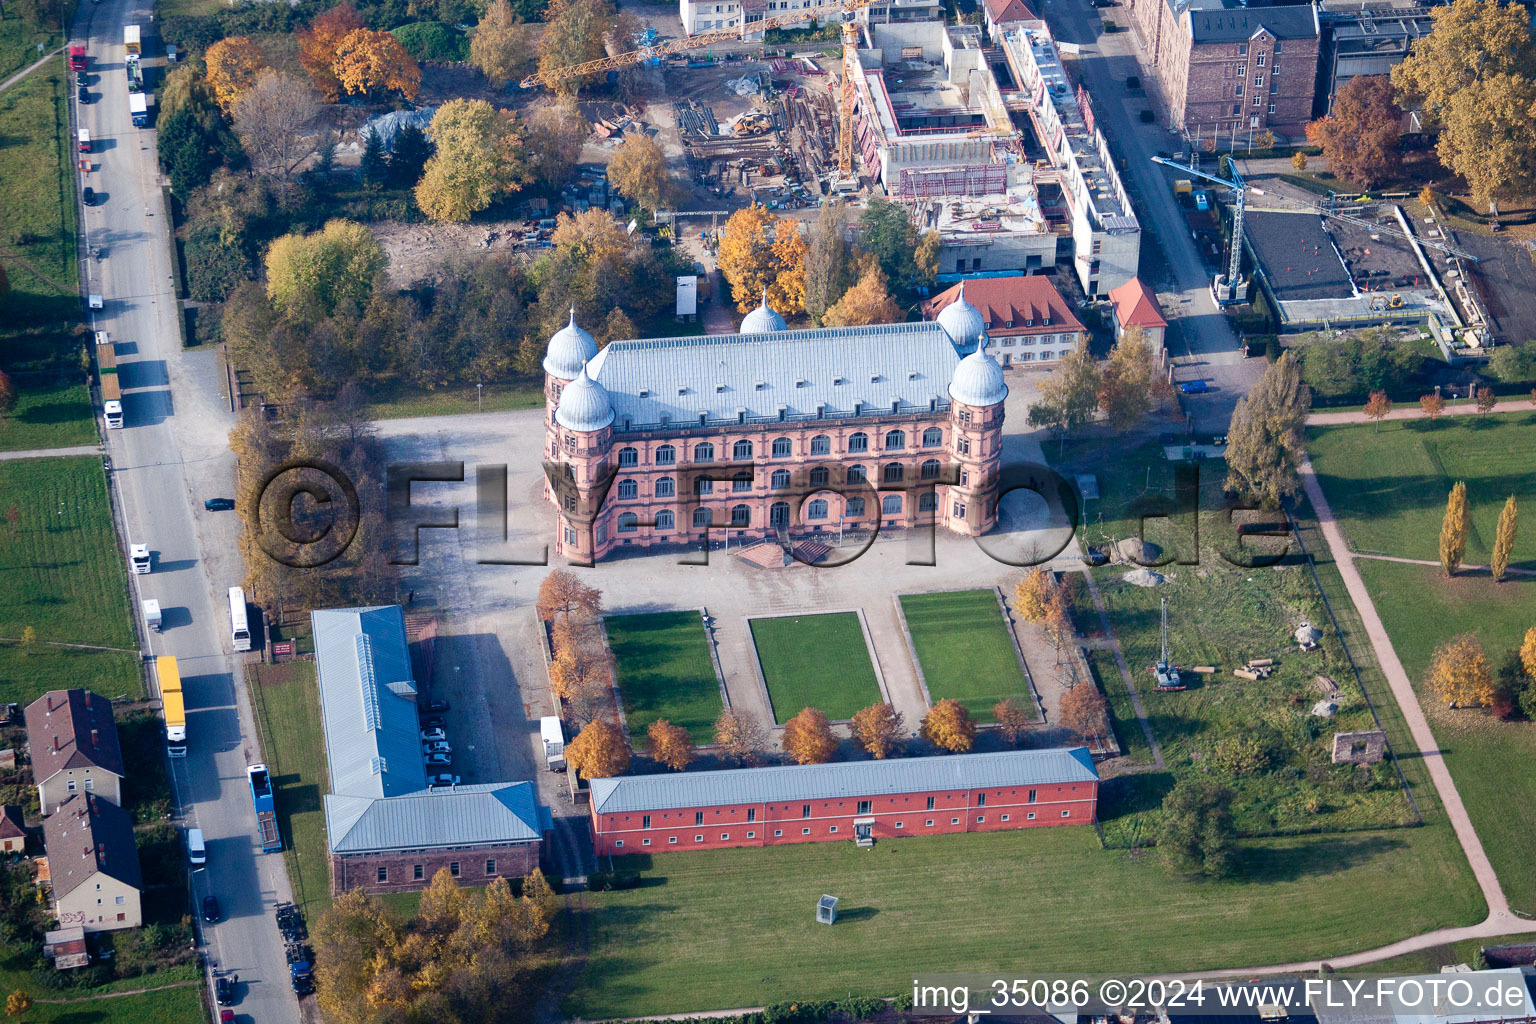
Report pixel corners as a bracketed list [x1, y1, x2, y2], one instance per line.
[924, 277, 1087, 367]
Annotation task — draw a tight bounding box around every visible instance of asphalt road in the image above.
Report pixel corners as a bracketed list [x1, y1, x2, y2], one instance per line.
[70, 4, 300, 1021]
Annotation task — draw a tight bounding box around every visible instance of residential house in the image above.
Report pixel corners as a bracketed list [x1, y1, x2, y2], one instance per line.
[980, 0, 1037, 42]
[25, 690, 124, 814]
[1107, 277, 1169, 351]
[42, 793, 142, 933]
[1, 805, 25, 854]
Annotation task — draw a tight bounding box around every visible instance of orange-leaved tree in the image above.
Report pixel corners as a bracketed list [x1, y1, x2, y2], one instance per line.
[1363, 390, 1393, 431]
[713, 707, 768, 766]
[1426, 633, 1495, 709]
[537, 568, 602, 622]
[333, 27, 421, 101]
[1521, 624, 1536, 681]
[565, 719, 631, 778]
[205, 36, 269, 113]
[298, 3, 364, 101]
[646, 719, 696, 772]
[1058, 683, 1108, 743]
[993, 696, 1032, 744]
[781, 707, 837, 764]
[850, 702, 904, 760]
[1419, 392, 1445, 422]
[716, 204, 806, 315]
[920, 698, 976, 753]
[1014, 566, 1060, 622]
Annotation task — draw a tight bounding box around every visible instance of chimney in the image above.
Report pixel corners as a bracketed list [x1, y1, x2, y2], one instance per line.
[53, 735, 60, 752]
[84, 691, 92, 710]
[90, 729, 98, 748]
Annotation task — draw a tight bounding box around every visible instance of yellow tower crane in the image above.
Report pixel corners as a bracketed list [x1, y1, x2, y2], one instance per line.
[520, 0, 874, 179]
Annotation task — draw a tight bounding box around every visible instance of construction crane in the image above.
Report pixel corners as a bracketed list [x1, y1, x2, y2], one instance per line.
[521, 0, 874, 180]
[1153, 596, 1183, 691]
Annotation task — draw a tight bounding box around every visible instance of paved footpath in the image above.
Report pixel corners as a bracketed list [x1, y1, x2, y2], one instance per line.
[0, 444, 104, 461]
[0, 45, 63, 97]
[1308, 398, 1536, 426]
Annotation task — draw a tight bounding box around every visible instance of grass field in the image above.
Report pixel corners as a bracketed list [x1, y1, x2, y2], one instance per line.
[1083, 647, 1152, 765]
[897, 589, 1035, 723]
[1360, 932, 1536, 976]
[606, 611, 722, 744]
[11, 982, 202, 1024]
[0, 376, 96, 452]
[0, 12, 66, 80]
[568, 821, 1482, 1017]
[250, 660, 334, 920]
[1307, 415, 1536, 569]
[749, 613, 882, 722]
[1353, 558, 1536, 916]
[366, 381, 545, 421]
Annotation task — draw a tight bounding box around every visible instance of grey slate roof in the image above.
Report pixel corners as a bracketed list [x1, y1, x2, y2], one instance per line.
[42, 793, 142, 899]
[325, 782, 545, 854]
[1174, 0, 1318, 41]
[589, 748, 1098, 815]
[585, 322, 971, 432]
[312, 606, 426, 800]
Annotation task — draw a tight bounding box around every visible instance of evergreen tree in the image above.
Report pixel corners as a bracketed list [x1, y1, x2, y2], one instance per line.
[388, 124, 434, 188]
[360, 128, 388, 188]
[1224, 351, 1311, 509]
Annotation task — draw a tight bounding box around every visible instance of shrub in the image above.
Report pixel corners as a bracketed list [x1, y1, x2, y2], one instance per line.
[185, 226, 253, 303]
[390, 21, 468, 62]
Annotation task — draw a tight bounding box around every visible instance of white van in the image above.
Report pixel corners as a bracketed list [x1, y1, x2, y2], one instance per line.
[187, 827, 206, 866]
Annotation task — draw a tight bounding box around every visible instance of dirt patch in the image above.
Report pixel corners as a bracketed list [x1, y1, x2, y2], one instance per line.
[373, 220, 527, 285]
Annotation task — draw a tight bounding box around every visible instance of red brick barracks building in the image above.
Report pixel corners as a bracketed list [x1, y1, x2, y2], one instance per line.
[588, 748, 1098, 856]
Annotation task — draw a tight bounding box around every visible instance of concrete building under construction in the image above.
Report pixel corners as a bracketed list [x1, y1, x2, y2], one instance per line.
[850, 20, 1140, 297]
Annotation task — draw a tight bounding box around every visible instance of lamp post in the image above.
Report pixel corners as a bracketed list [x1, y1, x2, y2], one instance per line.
[476, 382, 483, 412]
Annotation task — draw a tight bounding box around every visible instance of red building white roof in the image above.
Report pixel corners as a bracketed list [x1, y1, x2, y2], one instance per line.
[1107, 277, 1168, 330]
[924, 276, 1084, 337]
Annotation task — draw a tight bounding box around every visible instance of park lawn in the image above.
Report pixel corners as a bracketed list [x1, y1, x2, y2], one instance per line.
[750, 613, 882, 722]
[0, 643, 142, 706]
[0, 376, 97, 451]
[366, 381, 545, 421]
[0, 457, 135, 646]
[567, 821, 1483, 1017]
[1307, 415, 1536, 569]
[606, 611, 722, 744]
[1353, 558, 1536, 916]
[897, 589, 1035, 723]
[250, 661, 334, 920]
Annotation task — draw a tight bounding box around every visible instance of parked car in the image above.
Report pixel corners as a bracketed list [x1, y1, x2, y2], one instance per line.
[425, 752, 453, 767]
[202, 895, 220, 922]
[82, 186, 96, 205]
[420, 727, 447, 742]
[420, 716, 446, 730]
[220, 1011, 235, 1024]
[427, 773, 461, 788]
[215, 975, 237, 1006]
[77, 84, 90, 102]
[204, 497, 236, 511]
[1179, 379, 1209, 395]
[423, 740, 452, 755]
[425, 698, 450, 712]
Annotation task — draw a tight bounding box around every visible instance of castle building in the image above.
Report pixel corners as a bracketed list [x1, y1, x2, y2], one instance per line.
[542, 288, 1009, 563]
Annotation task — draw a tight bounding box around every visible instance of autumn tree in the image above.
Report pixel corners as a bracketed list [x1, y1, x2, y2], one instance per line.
[1058, 683, 1107, 743]
[524, 99, 587, 190]
[716, 204, 806, 314]
[470, 0, 532, 87]
[264, 218, 387, 322]
[565, 719, 632, 778]
[646, 718, 697, 771]
[1098, 328, 1158, 431]
[804, 198, 854, 323]
[1014, 567, 1061, 622]
[781, 706, 838, 764]
[608, 133, 675, 211]
[822, 264, 902, 327]
[1027, 344, 1100, 452]
[1157, 778, 1238, 879]
[233, 70, 321, 180]
[1420, 391, 1446, 421]
[1305, 76, 1404, 188]
[19, 626, 35, 654]
[1363, 390, 1393, 430]
[1291, 151, 1309, 171]
[416, 99, 527, 223]
[0, 370, 15, 415]
[1491, 495, 1518, 582]
[334, 28, 422, 101]
[298, 3, 364, 101]
[313, 888, 401, 1024]
[537, 569, 603, 621]
[1040, 596, 1074, 663]
[1439, 481, 1470, 576]
[713, 707, 769, 766]
[1427, 633, 1496, 708]
[850, 702, 905, 759]
[1476, 385, 1497, 413]
[993, 697, 1033, 744]
[205, 36, 268, 113]
[1224, 351, 1312, 509]
[5, 991, 30, 1018]
[418, 865, 469, 934]
[1521, 624, 1536, 681]
[536, 0, 616, 94]
[920, 698, 976, 753]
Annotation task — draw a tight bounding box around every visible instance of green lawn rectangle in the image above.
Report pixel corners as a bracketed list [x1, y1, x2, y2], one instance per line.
[0, 376, 97, 452]
[898, 589, 1034, 723]
[567, 822, 1482, 1017]
[250, 661, 334, 919]
[1354, 557, 1536, 916]
[606, 611, 723, 744]
[1307, 414, 1536, 568]
[750, 612, 882, 722]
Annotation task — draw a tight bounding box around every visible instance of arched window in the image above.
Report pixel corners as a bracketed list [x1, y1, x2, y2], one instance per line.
[848, 432, 869, 453]
[771, 437, 792, 458]
[884, 429, 906, 451]
[921, 459, 941, 480]
[847, 465, 866, 485]
[655, 477, 675, 498]
[771, 469, 791, 490]
[617, 479, 638, 499]
[655, 445, 677, 465]
[883, 463, 905, 484]
[732, 471, 752, 492]
[882, 494, 903, 515]
[809, 466, 829, 487]
[922, 427, 943, 448]
[807, 499, 829, 520]
[847, 497, 866, 517]
[918, 492, 937, 512]
[693, 507, 714, 528]
[732, 439, 753, 461]
[617, 512, 639, 533]
[693, 442, 715, 462]
[810, 435, 831, 455]
[695, 478, 714, 495]
[730, 504, 751, 526]
[770, 502, 790, 527]
[618, 447, 639, 467]
[657, 510, 675, 530]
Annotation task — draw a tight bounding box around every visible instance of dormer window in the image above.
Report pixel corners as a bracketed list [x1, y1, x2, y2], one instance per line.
[1005, 320, 1013, 328]
[907, 370, 918, 380]
[1043, 317, 1051, 325]
[754, 380, 766, 390]
[1025, 320, 1033, 327]
[678, 386, 689, 396]
[715, 383, 726, 393]
[870, 374, 881, 383]
[795, 378, 806, 388]
[639, 389, 650, 398]
[833, 376, 845, 386]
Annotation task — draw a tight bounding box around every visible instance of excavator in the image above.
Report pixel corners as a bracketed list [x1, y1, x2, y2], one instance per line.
[521, 0, 875, 179]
